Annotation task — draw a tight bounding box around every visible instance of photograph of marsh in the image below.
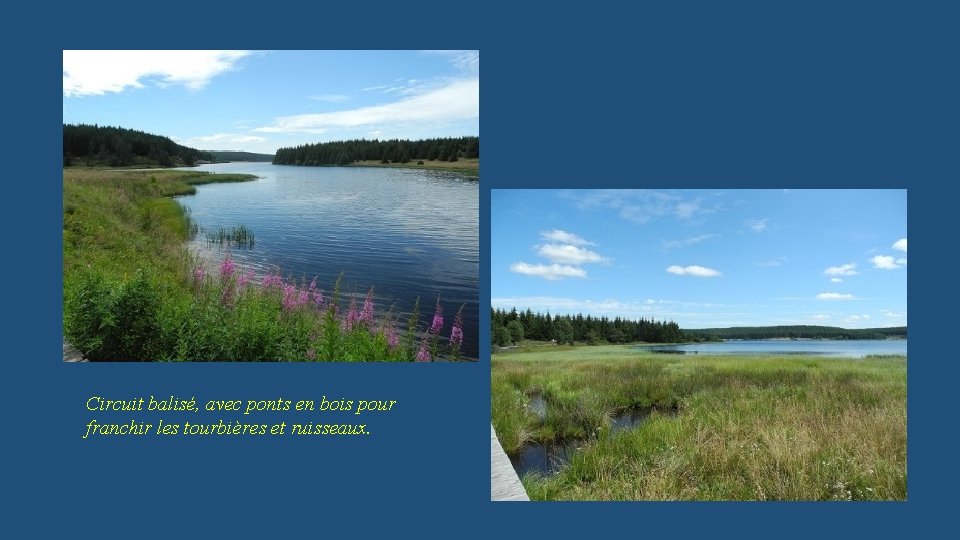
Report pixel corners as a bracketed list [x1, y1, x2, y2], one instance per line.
[491, 189, 906, 501]
[62, 50, 479, 362]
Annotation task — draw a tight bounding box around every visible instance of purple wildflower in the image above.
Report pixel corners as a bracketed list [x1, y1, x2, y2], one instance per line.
[415, 335, 431, 362]
[359, 287, 375, 326]
[450, 321, 463, 348]
[237, 271, 252, 293]
[429, 299, 443, 335]
[449, 306, 464, 360]
[341, 299, 359, 332]
[262, 271, 284, 289]
[309, 278, 324, 309]
[282, 284, 299, 312]
[194, 266, 206, 282]
[219, 255, 235, 280]
[384, 326, 399, 349]
[306, 349, 316, 360]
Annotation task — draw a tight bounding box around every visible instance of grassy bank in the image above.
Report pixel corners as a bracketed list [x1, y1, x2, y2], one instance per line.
[63, 168, 466, 361]
[491, 345, 906, 500]
[348, 158, 479, 176]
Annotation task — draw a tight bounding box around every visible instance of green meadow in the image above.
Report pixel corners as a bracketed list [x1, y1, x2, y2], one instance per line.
[492, 344, 906, 501]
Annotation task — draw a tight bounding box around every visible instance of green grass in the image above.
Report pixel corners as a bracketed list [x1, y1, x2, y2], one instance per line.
[64, 169, 254, 281]
[492, 344, 906, 501]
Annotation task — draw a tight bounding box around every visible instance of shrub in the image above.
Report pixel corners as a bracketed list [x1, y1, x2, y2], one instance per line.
[65, 269, 161, 361]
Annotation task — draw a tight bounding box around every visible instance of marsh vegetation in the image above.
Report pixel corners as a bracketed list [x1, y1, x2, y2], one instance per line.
[491, 344, 906, 500]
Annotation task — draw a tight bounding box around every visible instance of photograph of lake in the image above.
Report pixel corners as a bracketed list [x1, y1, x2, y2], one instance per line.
[491, 189, 906, 501]
[62, 50, 479, 362]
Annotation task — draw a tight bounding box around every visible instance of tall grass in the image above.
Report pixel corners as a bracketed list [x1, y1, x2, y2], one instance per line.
[205, 224, 255, 248]
[63, 168, 468, 361]
[492, 345, 906, 500]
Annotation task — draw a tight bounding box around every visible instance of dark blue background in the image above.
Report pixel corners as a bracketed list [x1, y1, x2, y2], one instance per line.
[8, 1, 958, 537]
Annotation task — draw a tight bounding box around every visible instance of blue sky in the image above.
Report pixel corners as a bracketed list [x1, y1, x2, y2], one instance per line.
[63, 50, 479, 154]
[491, 190, 907, 329]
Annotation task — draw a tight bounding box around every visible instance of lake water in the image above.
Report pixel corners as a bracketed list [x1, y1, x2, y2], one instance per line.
[636, 339, 906, 358]
[176, 162, 479, 358]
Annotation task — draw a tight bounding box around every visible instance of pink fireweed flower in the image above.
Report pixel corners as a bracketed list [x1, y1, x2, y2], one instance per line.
[306, 349, 316, 360]
[450, 322, 463, 348]
[193, 266, 205, 282]
[308, 278, 324, 309]
[384, 325, 399, 349]
[416, 335, 431, 362]
[262, 272, 284, 289]
[359, 288, 375, 326]
[237, 271, 253, 293]
[429, 299, 443, 335]
[219, 255, 235, 280]
[341, 299, 359, 332]
[282, 284, 300, 312]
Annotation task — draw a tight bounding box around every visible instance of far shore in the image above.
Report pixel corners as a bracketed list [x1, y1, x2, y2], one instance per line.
[66, 158, 480, 178]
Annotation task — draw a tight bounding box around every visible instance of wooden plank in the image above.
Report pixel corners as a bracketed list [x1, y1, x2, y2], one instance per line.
[491, 424, 529, 501]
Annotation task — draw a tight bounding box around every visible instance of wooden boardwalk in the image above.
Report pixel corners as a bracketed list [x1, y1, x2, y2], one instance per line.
[63, 340, 87, 362]
[490, 424, 529, 501]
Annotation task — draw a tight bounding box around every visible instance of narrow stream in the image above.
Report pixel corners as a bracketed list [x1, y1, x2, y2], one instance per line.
[508, 396, 679, 477]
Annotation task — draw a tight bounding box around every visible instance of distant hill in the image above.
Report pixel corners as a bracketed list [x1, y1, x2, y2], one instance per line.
[63, 124, 212, 168]
[205, 150, 274, 162]
[686, 325, 907, 341]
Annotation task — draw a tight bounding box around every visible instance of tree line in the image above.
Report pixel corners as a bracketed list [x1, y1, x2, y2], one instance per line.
[492, 308, 687, 347]
[63, 124, 213, 167]
[685, 325, 907, 341]
[272, 136, 479, 166]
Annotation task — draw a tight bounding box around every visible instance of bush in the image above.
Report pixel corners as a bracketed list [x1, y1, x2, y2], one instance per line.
[493, 323, 512, 347]
[65, 269, 161, 361]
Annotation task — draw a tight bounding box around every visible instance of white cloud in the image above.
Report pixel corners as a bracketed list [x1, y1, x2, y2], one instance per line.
[824, 263, 858, 276]
[173, 133, 267, 150]
[560, 190, 720, 225]
[662, 233, 719, 249]
[871, 255, 904, 270]
[757, 256, 788, 267]
[817, 292, 855, 300]
[509, 262, 586, 281]
[254, 78, 479, 134]
[177, 133, 267, 148]
[309, 94, 350, 103]
[536, 244, 609, 265]
[830, 277, 843, 283]
[540, 229, 594, 246]
[746, 218, 770, 233]
[896, 257, 907, 265]
[666, 265, 721, 277]
[675, 202, 699, 218]
[423, 50, 480, 74]
[512, 230, 607, 279]
[892, 238, 907, 252]
[63, 50, 253, 97]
